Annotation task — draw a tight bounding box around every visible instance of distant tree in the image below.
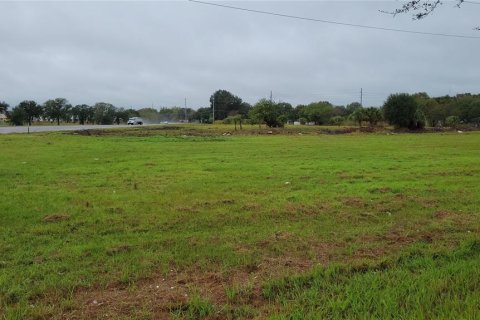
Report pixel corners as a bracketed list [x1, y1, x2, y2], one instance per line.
[333, 105, 347, 117]
[93, 102, 116, 125]
[0, 101, 9, 114]
[72, 104, 95, 125]
[224, 115, 244, 130]
[445, 115, 460, 128]
[330, 116, 344, 126]
[293, 104, 307, 121]
[156, 107, 196, 122]
[113, 108, 129, 124]
[61, 104, 73, 123]
[17, 100, 42, 126]
[238, 102, 252, 118]
[210, 90, 243, 120]
[159, 107, 176, 122]
[194, 107, 212, 123]
[422, 99, 446, 127]
[138, 108, 159, 123]
[350, 108, 366, 127]
[467, 100, 480, 123]
[302, 101, 334, 125]
[276, 102, 294, 121]
[383, 93, 424, 129]
[249, 99, 286, 128]
[10, 107, 26, 126]
[346, 102, 363, 115]
[44, 98, 69, 125]
[364, 107, 383, 127]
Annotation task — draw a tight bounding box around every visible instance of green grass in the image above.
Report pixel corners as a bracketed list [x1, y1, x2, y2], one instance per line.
[0, 127, 479, 319]
[265, 240, 480, 319]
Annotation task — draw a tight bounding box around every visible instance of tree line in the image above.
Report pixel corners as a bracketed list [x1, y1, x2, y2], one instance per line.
[0, 99, 199, 126]
[195, 90, 480, 129]
[1, 90, 479, 128]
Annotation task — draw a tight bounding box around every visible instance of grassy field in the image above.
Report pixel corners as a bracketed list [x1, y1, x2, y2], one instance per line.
[1, 125, 479, 319]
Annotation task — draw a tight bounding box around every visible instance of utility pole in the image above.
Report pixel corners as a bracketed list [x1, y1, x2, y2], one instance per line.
[270, 90, 273, 102]
[360, 88, 363, 107]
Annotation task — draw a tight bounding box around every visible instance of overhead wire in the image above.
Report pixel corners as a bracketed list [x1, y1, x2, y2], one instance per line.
[188, 0, 480, 39]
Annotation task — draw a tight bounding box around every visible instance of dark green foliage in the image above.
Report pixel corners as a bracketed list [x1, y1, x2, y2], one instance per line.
[194, 107, 212, 123]
[350, 107, 365, 127]
[249, 99, 287, 127]
[44, 98, 69, 125]
[72, 104, 95, 125]
[446, 115, 460, 128]
[114, 108, 134, 124]
[329, 116, 344, 126]
[364, 107, 383, 126]
[383, 93, 424, 129]
[346, 102, 362, 115]
[210, 90, 245, 120]
[10, 107, 26, 125]
[0, 101, 9, 114]
[300, 101, 334, 125]
[17, 100, 42, 126]
[93, 102, 116, 125]
[276, 102, 295, 121]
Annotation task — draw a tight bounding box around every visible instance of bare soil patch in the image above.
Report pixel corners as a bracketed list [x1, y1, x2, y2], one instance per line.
[43, 214, 70, 222]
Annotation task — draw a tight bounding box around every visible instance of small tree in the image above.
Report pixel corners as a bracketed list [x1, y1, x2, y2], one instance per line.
[249, 99, 286, 128]
[330, 116, 344, 126]
[93, 102, 116, 125]
[346, 102, 362, 115]
[364, 107, 383, 127]
[221, 115, 243, 130]
[445, 115, 460, 128]
[383, 93, 424, 129]
[0, 101, 9, 114]
[298, 117, 307, 125]
[17, 100, 42, 126]
[44, 98, 69, 125]
[10, 107, 26, 126]
[302, 101, 334, 125]
[350, 108, 365, 127]
[72, 104, 95, 125]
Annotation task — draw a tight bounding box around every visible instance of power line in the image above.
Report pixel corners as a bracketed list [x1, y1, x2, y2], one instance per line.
[188, 0, 480, 39]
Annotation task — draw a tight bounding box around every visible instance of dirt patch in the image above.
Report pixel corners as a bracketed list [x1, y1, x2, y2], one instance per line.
[67, 237, 342, 319]
[64, 266, 264, 319]
[43, 214, 69, 222]
[434, 210, 457, 219]
[341, 197, 366, 208]
[283, 202, 329, 217]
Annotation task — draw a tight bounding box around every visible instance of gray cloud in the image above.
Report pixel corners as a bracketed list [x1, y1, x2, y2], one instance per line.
[1, 1, 479, 108]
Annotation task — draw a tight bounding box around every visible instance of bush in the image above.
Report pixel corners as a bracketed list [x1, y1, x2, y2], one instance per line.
[445, 115, 460, 128]
[383, 93, 424, 129]
[330, 116, 344, 126]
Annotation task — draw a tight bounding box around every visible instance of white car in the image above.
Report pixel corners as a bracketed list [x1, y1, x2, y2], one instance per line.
[127, 117, 143, 125]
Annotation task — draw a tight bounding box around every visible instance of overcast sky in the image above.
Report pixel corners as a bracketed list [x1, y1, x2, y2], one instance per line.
[1, 1, 479, 109]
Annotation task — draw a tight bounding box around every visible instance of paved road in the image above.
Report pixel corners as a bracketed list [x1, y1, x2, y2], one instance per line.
[0, 124, 148, 134]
